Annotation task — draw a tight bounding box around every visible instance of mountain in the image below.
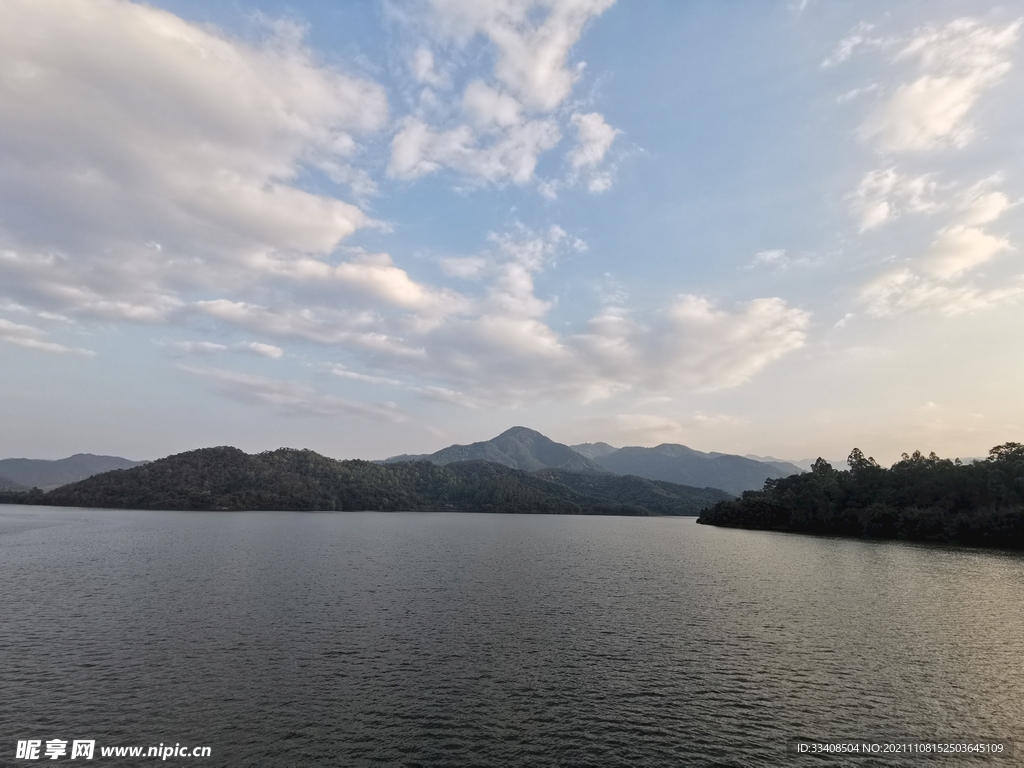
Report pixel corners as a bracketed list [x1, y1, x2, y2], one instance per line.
[0, 436, 808, 498]
[0, 453, 147, 491]
[1, 446, 727, 516]
[569, 442, 619, 459]
[741, 454, 811, 475]
[593, 444, 803, 496]
[386, 428, 805, 494]
[384, 427, 604, 473]
[0, 475, 27, 492]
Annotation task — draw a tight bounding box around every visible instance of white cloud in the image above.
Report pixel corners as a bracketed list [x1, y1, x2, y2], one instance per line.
[849, 168, 941, 229]
[462, 80, 523, 128]
[0, 318, 94, 356]
[920, 225, 1012, 280]
[656, 296, 810, 391]
[823, 22, 883, 68]
[329, 365, 402, 386]
[389, 0, 619, 189]
[565, 111, 619, 192]
[752, 249, 787, 266]
[842, 21, 1021, 319]
[568, 112, 619, 168]
[837, 84, 880, 103]
[239, 342, 285, 359]
[587, 173, 613, 193]
[0, 0, 807, 412]
[426, 0, 616, 111]
[411, 48, 446, 87]
[318, 162, 380, 200]
[214, 225, 809, 404]
[857, 174, 1018, 313]
[180, 366, 404, 421]
[862, 270, 1024, 316]
[537, 179, 561, 199]
[864, 77, 980, 151]
[388, 115, 560, 184]
[559, 295, 809, 399]
[251, 250, 464, 312]
[833, 312, 854, 329]
[194, 299, 431, 357]
[161, 339, 284, 359]
[0, 300, 71, 323]
[956, 177, 1013, 226]
[745, 248, 817, 271]
[0, 246, 185, 322]
[861, 18, 1021, 152]
[0, 0, 387, 321]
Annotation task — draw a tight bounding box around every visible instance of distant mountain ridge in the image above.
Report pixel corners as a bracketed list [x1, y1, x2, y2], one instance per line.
[746, 454, 843, 473]
[1, 446, 729, 516]
[0, 475, 27, 492]
[569, 442, 619, 459]
[386, 428, 804, 495]
[2, 429, 807, 499]
[384, 427, 604, 473]
[591, 444, 803, 495]
[0, 453, 146, 491]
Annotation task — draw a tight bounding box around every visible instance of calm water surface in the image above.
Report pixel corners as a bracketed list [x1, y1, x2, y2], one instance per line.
[1, 505, 1022, 767]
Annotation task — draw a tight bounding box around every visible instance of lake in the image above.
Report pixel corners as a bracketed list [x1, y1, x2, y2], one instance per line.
[1, 505, 1022, 766]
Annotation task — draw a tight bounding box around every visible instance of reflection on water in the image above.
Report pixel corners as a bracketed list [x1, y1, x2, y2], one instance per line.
[1, 506, 1022, 766]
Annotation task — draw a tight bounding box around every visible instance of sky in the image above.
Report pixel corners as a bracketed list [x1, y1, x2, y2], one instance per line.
[1, 0, 1023, 465]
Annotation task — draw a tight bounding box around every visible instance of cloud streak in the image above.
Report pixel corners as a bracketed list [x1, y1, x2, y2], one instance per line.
[0, 318, 94, 356]
[180, 366, 404, 421]
[183, 225, 810, 404]
[861, 18, 1021, 152]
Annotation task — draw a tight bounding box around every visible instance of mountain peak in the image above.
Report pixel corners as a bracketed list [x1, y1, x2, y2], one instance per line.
[385, 427, 605, 473]
[570, 442, 619, 460]
[650, 443, 706, 458]
[495, 426, 547, 442]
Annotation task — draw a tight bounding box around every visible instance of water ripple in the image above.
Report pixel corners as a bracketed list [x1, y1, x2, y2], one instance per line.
[1, 507, 1022, 767]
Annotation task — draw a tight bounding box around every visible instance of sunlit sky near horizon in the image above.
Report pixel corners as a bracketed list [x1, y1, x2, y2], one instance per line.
[2, 0, 1023, 464]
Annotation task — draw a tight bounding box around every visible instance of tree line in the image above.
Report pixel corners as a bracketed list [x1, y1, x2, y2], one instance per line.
[697, 443, 1024, 549]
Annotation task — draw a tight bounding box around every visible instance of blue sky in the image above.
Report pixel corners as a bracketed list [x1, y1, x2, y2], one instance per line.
[1, 0, 1022, 463]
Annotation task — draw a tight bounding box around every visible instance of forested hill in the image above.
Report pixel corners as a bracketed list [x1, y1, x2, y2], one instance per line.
[0, 446, 727, 515]
[697, 443, 1024, 549]
[533, 468, 729, 515]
